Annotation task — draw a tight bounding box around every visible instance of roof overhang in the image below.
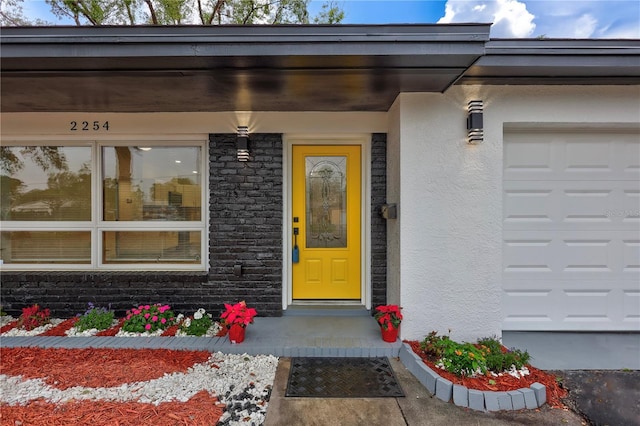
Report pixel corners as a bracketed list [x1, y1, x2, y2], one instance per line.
[459, 39, 640, 85]
[0, 24, 490, 112]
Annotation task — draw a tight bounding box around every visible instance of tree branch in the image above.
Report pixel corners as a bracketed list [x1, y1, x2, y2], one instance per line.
[143, 0, 158, 24]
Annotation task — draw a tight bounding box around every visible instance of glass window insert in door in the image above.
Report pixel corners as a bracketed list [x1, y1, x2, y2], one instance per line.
[305, 156, 347, 248]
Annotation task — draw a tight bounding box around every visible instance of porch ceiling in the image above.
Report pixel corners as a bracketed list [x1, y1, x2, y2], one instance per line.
[0, 24, 490, 113]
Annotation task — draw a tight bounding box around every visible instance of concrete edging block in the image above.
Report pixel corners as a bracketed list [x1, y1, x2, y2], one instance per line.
[398, 343, 545, 412]
[421, 363, 439, 395]
[452, 384, 468, 407]
[518, 387, 538, 409]
[435, 377, 453, 402]
[484, 391, 500, 411]
[468, 389, 486, 411]
[508, 390, 526, 410]
[530, 382, 546, 407]
[496, 391, 513, 410]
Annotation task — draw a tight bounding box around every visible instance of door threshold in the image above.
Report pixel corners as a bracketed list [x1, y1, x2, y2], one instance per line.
[285, 301, 369, 317]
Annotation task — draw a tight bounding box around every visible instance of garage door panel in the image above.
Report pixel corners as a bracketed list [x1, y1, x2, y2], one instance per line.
[504, 231, 638, 280]
[503, 129, 640, 331]
[623, 239, 640, 273]
[504, 131, 639, 181]
[503, 280, 639, 331]
[504, 181, 640, 231]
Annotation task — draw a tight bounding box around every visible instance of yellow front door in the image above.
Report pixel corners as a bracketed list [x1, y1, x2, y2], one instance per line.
[292, 145, 361, 299]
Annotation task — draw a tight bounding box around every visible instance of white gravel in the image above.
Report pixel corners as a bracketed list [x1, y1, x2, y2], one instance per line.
[0, 352, 279, 426]
[0, 315, 16, 327]
[65, 320, 119, 337]
[1, 318, 64, 336]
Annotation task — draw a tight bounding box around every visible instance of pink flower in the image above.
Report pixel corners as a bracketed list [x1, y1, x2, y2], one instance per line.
[138, 305, 144, 310]
[145, 324, 151, 330]
[161, 318, 167, 324]
[152, 315, 158, 322]
[144, 313, 150, 319]
[144, 305, 150, 310]
[132, 309, 140, 315]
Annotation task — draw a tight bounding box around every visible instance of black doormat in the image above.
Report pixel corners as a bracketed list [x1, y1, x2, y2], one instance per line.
[285, 357, 404, 398]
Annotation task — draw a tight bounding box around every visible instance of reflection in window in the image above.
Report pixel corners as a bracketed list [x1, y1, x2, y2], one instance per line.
[103, 231, 201, 264]
[102, 146, 201, 221]
[0, 143, 205, 270]
[0, 231, 91, 264]
[0, 146, 91, 221]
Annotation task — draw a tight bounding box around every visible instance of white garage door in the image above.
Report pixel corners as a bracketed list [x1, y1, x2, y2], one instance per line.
[503, 129, 640, 331]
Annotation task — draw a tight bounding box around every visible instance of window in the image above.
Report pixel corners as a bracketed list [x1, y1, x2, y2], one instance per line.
[0, 142, 206, 270]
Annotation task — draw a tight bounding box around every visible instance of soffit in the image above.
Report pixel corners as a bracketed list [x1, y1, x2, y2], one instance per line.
[0, 24, 490, 112]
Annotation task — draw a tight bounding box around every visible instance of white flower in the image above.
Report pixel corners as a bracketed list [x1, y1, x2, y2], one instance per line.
[183, 318, 191, 328]
[194, 308, 206, 320]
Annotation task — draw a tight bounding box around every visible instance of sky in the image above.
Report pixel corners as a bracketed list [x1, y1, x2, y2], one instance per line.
[19, 0, 640, 38]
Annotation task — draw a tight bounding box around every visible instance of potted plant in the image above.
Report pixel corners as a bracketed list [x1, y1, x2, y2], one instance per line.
[220, 301, 257, 343]
[374, 304, 403, 342]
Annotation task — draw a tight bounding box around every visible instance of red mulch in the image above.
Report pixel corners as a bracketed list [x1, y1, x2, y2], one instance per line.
[160, 322, 182, 336]
[0, 390, 224, 426]
[40, 318, 79, 336]
[0, 347, 212, 390]
[0, 320, 19, 334]
[405, 340, 568, 408]
[95, 318, 125, 336]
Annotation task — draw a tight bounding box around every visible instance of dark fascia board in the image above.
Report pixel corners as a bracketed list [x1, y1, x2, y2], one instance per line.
[0, 24, 490, 69]
[459, 38, 640, 84]
[0, 23, 492, 42]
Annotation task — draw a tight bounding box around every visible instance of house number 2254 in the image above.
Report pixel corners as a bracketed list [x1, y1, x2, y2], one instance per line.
[70, 121, 110, 131]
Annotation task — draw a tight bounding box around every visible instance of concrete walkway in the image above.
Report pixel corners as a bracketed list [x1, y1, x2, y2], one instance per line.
[264, 357, 586, 426]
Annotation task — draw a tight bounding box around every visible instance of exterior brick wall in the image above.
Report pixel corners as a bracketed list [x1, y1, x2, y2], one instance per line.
[0, 272, 209, 317]
[207, 133, 284, 317]
[371, 133, 388, 308]
[0, 133, 387, 318]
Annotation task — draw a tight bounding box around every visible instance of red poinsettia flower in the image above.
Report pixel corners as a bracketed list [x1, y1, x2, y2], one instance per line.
[220, 301, 258, 328]
[374, 305, 403, 331]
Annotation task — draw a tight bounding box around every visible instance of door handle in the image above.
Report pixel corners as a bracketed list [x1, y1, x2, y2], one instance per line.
[292, 227, 300, 263]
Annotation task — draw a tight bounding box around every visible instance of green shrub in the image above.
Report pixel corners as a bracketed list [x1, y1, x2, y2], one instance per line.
[477, 336, 530, 371]
[437, 339, 487, 377]
[180, 308, 214, 336]
[420, 330, 448, 359]
[75, 303, 115, 332]
[420, 332, 532, 378]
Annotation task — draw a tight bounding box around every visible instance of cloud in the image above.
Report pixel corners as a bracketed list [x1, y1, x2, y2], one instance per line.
[438, 0, 536, 38]
[532, 1, 640, 39]
[438, 0, 639, 39]
[573, 14, 598, 38]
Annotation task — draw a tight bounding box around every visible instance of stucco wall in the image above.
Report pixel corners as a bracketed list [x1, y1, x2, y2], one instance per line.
[386, 99, 402, 306]
[396, 85, 640, 343]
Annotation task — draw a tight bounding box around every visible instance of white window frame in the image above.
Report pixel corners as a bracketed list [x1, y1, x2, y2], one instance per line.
[0, 138, 208, 271]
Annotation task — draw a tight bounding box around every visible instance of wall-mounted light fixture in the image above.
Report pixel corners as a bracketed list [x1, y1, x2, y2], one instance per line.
[236, 126, 250, 161]
[467, 100, 484, 144]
